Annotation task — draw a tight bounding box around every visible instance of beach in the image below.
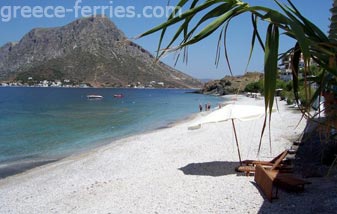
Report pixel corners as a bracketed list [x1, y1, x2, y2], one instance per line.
[0, 95, 331, 213]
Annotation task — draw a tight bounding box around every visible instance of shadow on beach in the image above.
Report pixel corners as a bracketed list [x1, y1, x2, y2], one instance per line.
[179, 161, 241, 177]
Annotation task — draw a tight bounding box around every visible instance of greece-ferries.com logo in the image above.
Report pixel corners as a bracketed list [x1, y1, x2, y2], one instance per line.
[0, 0, 182, 22]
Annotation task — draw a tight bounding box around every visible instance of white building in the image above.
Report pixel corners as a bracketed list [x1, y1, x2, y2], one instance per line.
[279, 69, 293, 82]
[278, 53, 308, 82]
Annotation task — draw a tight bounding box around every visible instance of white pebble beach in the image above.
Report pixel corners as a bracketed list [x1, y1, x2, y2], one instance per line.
[0, 95, 313, 213]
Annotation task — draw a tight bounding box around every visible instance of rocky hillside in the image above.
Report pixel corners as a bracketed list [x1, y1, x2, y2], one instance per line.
[0, 16, 202, 88]
[201, 72, 263, 95]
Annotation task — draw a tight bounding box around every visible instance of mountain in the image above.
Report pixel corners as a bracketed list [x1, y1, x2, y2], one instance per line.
[0, 16, 202, 88]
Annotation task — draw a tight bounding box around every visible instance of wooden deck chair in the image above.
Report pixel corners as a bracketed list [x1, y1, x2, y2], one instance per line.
[254, 164, 311, 202]
[236, 150, 290, 176]
[242, 150, 289, 166]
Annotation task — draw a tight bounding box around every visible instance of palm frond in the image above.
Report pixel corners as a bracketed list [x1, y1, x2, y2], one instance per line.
[138, 0, 337, 151]
[258, 24, 279, 154]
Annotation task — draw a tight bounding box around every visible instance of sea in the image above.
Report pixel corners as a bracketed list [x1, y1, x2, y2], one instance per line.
[0, 87, 224, 178]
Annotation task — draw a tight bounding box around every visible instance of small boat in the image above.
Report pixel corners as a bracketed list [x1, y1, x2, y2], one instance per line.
[113, 94, 124, 98]
[87, 95, 104, 100]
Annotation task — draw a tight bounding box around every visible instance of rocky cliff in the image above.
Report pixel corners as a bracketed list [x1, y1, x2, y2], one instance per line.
[201, 72, 263, 95]
[0, 16, 202, 88]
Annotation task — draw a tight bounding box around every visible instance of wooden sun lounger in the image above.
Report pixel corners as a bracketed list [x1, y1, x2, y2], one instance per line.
[242, 150, 288, 166]
[236, 150, 291, 176]
[236, 165, 293, 176]
[254, 164, 311, 202]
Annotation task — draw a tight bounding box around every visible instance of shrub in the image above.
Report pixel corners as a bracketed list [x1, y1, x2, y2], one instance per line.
[244, 80, 264, 93]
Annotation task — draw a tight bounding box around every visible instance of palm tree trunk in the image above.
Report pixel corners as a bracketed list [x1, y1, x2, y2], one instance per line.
[329, 0, 337, 41]
[325, 0, 337, 131]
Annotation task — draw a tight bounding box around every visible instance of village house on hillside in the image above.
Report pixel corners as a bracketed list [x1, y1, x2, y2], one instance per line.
[278, 53, 316, 82]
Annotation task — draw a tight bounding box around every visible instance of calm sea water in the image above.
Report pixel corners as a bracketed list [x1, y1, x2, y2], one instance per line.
[0, 87, 223, 176]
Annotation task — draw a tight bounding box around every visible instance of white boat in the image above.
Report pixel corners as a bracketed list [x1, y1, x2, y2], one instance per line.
[86, 95, 104, 100]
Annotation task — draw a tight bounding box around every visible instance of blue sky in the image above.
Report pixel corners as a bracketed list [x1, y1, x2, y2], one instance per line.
[0, 0, 332, 79]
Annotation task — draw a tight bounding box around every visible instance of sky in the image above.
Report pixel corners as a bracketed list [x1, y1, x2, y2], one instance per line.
[0, 0, 332, 79]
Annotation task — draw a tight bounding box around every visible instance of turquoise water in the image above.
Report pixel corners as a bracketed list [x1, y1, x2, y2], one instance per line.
[0, 87, 223, 175]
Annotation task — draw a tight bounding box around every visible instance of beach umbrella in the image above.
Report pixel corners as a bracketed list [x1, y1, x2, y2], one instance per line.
[188, 104, 268, 165]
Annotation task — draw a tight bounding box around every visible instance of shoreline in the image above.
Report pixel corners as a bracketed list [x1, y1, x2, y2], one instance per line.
[0, 101, 213, 180]
[0, 117, 187, 180]
[0, 95, 310, 213]
[0, 87, 222, 179]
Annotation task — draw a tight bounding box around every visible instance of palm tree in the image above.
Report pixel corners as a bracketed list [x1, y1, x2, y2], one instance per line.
[324, 0, 337, 133]
[329, 0, 337, 41]
[139, 0, 337, 150]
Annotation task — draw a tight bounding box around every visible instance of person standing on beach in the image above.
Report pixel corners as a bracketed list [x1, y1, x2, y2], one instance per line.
[199, 104, 203, 112]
